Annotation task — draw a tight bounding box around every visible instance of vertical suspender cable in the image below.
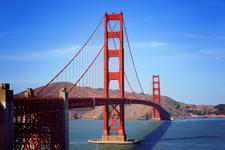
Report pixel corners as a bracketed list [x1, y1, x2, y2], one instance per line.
[123, 19, 146, 97]
[37, 15, 104, 95]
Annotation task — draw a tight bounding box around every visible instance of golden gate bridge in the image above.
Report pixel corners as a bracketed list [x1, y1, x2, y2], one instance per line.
[0, 12, 170, 149]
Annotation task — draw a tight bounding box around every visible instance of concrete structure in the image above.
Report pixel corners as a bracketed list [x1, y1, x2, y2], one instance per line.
[0, 83, 13, 150]
[59, 88, 69, 150]
[24, 88, 34, 98]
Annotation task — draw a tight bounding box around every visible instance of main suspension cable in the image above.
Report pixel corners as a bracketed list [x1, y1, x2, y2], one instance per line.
[37, 15, 104, 96]
[123, 19, 146, 97]
[68, 47, 103, 93]
[68, 19, 119, 94]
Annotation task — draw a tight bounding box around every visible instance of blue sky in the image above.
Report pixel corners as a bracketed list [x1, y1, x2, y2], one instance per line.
[0, 0, 225, 105]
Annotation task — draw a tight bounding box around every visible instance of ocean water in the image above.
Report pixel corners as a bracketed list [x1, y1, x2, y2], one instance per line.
[69, 118, 225, 150]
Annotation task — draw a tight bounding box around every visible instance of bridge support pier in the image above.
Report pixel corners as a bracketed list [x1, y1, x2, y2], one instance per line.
[24, 88, 34, 98]
[13, 87, 69, 149]
[0, 83, 13, 150]
[59, 88, 69, 150]
[152, 109, 161, 121]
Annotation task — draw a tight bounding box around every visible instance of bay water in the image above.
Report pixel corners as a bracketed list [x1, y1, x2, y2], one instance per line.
[69, 118, 225, 150]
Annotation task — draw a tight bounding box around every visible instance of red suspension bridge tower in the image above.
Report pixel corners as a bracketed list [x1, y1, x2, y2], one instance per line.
[152, 75, 161, 120]
[102, 12, 126, 142]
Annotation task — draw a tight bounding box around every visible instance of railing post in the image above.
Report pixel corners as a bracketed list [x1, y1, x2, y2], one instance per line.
[59, 88, 69, 150]
[0, 83, 13, 150]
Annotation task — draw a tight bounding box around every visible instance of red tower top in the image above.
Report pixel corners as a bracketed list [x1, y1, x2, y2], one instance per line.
[104, 12, 124, 98]
[152, 75, 160, 105]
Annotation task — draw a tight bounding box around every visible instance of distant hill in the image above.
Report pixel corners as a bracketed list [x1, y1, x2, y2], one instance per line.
[18, 82, 223, 120]
[215, 104, 225, 115]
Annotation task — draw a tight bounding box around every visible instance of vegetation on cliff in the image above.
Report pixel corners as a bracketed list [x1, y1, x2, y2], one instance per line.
[215, 104, 225, 115]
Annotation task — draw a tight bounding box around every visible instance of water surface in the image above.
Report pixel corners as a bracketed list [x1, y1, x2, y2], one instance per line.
[69, 118, 225, 150]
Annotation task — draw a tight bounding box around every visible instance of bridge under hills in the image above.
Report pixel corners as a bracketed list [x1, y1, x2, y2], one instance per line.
[1, 12, 224, 149]
[17, 82, 218, 119]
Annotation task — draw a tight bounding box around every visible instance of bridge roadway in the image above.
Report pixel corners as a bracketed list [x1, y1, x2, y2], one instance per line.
[14, 96, 159, 110]
[14, 96, 170, 120]
[69, 97, 159, 109]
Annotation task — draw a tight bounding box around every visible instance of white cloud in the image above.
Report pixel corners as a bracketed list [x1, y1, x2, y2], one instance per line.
[0, 44, 102, 61]
[199, 49, 225, 60]
[185, 34, 212, 39]
[0, 47, 76, 61]
[131, 41, 168, 49]
[0, 30, 23, 41]
[159, 48, 225, 61]
[185, 34, 225, 40]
